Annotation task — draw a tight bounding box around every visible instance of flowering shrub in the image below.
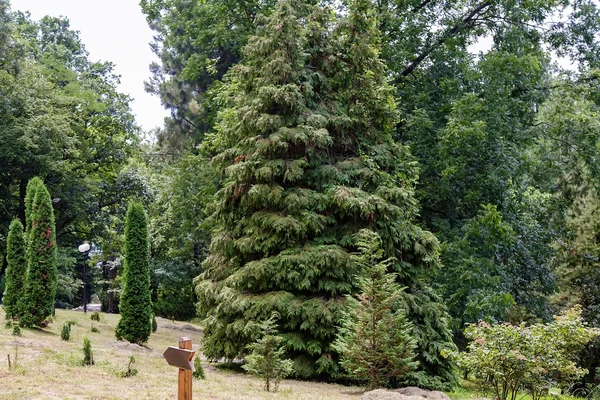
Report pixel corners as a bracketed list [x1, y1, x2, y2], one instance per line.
[450, 306, 599, 400]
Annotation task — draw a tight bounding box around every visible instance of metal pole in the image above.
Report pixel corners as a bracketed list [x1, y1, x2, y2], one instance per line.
[83, 252, 87, 313]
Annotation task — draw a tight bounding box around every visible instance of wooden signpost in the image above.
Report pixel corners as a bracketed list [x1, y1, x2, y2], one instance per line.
[163, 337, 196, 400]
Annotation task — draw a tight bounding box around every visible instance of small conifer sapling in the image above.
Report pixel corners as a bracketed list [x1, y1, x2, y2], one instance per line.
[193, 356, 206, 379]
[334, 229, 419, 389]
[242, 313, 294, 392]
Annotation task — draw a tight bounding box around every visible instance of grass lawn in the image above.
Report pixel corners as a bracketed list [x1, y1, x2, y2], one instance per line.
[0, 308, 362, 400]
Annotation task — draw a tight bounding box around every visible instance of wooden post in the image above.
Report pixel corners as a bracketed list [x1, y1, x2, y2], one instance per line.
[178, 337, 193, 400]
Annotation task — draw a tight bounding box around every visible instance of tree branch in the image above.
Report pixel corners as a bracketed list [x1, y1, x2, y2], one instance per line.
[398, 0, 493, 80]
[411, 0, 436, 13]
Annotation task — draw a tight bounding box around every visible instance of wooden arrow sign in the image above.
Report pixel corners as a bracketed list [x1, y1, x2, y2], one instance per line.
[164, 346, 196, 371]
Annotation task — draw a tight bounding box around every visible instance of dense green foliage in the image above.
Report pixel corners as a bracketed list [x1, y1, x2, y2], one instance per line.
[0, 3, 145, 306]
[61, 322, 71, 341]
[115, 202, 152, 344]
[3, 219, 26, 320]
[193, 356, 206, 379]
[242, 314, 294, 392]
[3, 0, 600, 391]
[19, 179, 58, 328]
[452, 307, 599, 400]
[82, 337, 93, 366]
[195, 0, 455, 385]
[334, 230, 418, 389]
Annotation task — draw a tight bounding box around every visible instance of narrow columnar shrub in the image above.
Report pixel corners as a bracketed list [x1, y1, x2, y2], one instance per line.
[3, 219, 26, 320]
[115, 202, 152, 344]
[152, 315, 157, 333]
[19, 180, 58, 328]
[83, 337, 94, 366]
[242, 314, 294, 392]
[61, 323, 71, 341]
[24, 177, 42, 240]
[12, 326, 21, 336]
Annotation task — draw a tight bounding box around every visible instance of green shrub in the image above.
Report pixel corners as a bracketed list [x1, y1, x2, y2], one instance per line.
[19, 179, 58, 328]
[242, 313, 293, 392]
[82, 337, 94, 366]
[91, 324, 100, 333]
[152, 315, 157, 333]
[12, 326, 21, 336]
[91, 312, 100, 322]
[119, 356, 138, 378]
[66, 320, 76, 327]
[61, 323, 71, 341]
[334, 229, 419, 390]
[115, 202, 152, 344]
[451, 306, 599, 400]
[5, 320, 13, 329]
[193, 356, 205, 379]
[3, 219, 26, 320]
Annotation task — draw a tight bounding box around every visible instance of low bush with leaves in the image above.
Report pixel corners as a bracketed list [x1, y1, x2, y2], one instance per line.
[91, 311, 100, 321]
[451, 306, 599, 400]
[119, 356, 138, 377]
[193, 356, 205, 379]
[242, 313, 294, 392]
[12, 326, 21, 336]
[82, 337, 94, 366]
[61, 323, 71, 341]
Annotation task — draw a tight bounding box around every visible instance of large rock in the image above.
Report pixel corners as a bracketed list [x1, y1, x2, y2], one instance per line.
[362, 390, 411, 400]
[362, 387, 451, 400]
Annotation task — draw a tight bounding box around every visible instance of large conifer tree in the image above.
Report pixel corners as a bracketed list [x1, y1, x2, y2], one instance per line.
[115, 202, 152, 344]
[19, 181, 58, 327]
[196, 0, 455, 385]
[3, 219, 26, 320]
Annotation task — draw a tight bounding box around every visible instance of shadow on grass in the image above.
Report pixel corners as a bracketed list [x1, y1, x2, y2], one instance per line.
[28, 327, 58, 336]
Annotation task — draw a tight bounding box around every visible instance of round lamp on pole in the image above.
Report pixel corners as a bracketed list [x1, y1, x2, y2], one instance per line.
[78, 243, 90, 253]
[78, 243, 91, 312]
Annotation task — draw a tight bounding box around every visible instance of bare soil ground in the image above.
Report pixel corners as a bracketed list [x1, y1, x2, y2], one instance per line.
[0, 309, 362, 400]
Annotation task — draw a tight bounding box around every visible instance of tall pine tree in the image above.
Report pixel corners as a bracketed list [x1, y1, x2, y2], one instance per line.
[3, 219, 26, 320]
[115, 202, 152, 344]
[19, 180, 58, 328]
[196, 0, 455, 385]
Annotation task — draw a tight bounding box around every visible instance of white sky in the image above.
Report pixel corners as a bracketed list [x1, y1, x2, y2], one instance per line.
[10, 0, 169, 132]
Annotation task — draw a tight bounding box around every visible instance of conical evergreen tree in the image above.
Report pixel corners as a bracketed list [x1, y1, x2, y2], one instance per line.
[3, 219, 26, 320]
[19, 181, 58, 328]
[196, 0, 455, 385]
[115, 202, 152, 344]
[334, 229, 418, 390]
[555, 184, 600, 386]
[328, 0, 456, 387]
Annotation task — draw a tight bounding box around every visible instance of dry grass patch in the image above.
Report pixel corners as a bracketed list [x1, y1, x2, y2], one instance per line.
[0, 308, 361, 399]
